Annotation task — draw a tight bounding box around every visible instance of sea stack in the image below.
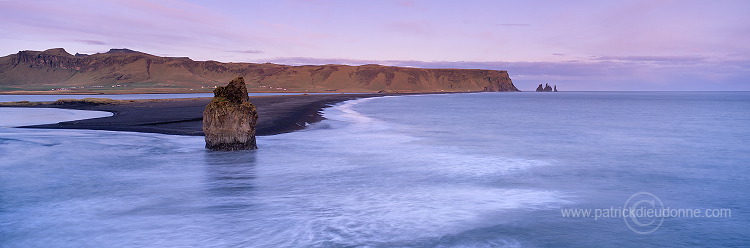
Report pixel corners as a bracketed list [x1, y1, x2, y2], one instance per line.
[536, 83, 557, 92]
[203, 76, 258, 150]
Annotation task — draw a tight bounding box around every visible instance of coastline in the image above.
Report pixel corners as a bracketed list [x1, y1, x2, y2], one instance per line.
[5, 94, 387, 136]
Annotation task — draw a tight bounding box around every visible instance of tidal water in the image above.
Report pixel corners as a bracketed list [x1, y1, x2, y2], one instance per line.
[0, 92, 748, 247]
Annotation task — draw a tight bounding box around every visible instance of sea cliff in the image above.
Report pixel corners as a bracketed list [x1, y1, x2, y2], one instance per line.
[0, 48, 519, 93]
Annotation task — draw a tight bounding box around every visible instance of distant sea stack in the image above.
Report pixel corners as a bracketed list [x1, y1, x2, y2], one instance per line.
[536, 83, 557, 92]
[203, 77, 258, 151]
[0, 48, 520, 93]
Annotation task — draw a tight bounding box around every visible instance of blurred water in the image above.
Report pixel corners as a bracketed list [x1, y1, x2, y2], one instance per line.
[0, 108, 112, 127]
[0, 92, 748, 247]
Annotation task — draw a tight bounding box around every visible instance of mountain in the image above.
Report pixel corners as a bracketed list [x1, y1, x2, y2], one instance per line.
[0, 48, 519, 93]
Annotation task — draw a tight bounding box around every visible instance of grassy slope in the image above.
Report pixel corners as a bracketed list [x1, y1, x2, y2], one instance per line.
[0, 49, 518, 94]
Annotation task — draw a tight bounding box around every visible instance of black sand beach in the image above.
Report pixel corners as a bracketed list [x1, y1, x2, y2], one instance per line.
[12, 94, 384, 136]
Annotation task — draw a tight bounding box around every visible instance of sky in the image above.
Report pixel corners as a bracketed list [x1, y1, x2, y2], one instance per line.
[1, 0, 748, 91]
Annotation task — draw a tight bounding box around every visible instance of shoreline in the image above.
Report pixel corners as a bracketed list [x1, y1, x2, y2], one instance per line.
[0, 90, 468, 95]
[4, 94, 388, 136]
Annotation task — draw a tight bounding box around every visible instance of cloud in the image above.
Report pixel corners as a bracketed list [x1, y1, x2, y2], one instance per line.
[495, 23, 531, 27]
[592, 55, 707, 64]
[386, 20, 435, 36]
[76, 39, 107, 45]
[0, 0, 265, 55]
[393, 0, 428, 10]
[395, 0, 416, 7]
[229, 50, 264, 54]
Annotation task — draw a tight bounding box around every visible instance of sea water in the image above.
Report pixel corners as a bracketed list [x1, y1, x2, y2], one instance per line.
[0, 92, 748, 247]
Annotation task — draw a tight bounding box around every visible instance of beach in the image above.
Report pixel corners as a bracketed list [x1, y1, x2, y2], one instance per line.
[9, 93, 385, 136]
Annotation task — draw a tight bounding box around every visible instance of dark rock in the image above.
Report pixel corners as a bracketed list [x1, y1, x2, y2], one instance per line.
[43, 48, 72, 56]
[213, 76, 250, 104]
[203, 76, 258, 150]
[106, 48, 141, 54]
[536, 83, 556, 92]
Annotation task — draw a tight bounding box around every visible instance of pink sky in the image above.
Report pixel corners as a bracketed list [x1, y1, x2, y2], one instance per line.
[1, 0, 748, 90]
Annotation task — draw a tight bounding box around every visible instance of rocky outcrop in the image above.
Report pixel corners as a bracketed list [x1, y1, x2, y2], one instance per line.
[105, 48, 143, 54]
[202, 77, 258, 151]
[0, 48, 520, 93]
[536, 83, 557, 92]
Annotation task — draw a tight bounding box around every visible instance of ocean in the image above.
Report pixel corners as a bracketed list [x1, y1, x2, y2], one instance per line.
[0, 92, 748, 247]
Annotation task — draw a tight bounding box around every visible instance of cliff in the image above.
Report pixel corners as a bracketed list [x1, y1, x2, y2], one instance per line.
[0, 48, 519, 93]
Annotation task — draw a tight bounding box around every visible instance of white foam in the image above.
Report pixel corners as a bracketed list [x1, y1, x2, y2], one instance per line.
[242, 185, 568, 246]
[0, 108, 112, 127]
[324, 97, 380, 124]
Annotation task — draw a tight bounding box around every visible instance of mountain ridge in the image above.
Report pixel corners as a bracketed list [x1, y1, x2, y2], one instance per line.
[0, 48, 519, 93]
